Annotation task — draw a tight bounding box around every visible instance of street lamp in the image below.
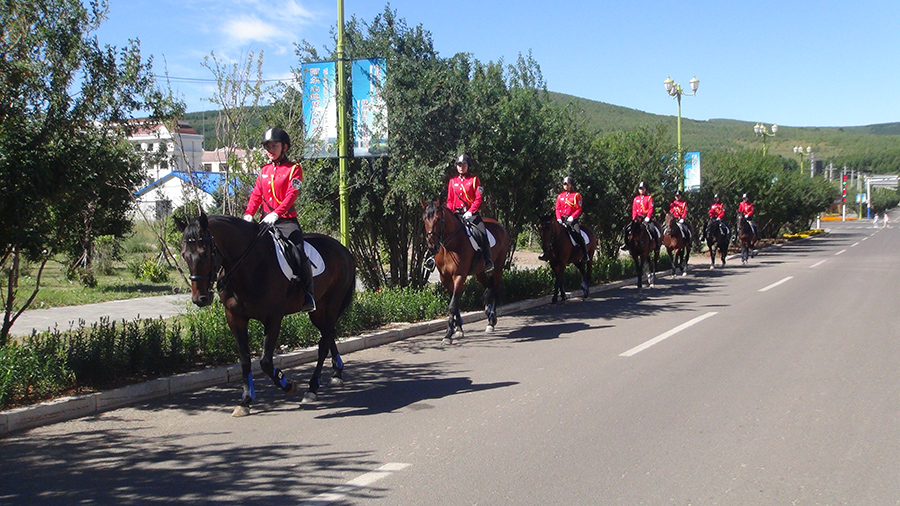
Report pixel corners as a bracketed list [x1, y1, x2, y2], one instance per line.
[664, 75, 699, 190]
[793, 145, 811, 174]
[754, 123, 778, 155]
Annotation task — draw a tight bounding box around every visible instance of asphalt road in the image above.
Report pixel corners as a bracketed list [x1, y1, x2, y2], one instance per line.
[2, 220, 898, 505]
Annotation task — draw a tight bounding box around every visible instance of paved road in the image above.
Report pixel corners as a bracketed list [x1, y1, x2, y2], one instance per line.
[2, 220, 898, 504]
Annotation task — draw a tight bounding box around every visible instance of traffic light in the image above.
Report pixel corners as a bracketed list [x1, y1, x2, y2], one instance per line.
[841, 174, 848, 203]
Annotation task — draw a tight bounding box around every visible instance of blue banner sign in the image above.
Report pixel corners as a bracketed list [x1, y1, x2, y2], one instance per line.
[352, 58, 388, 157]
[684, 151, 701, 191]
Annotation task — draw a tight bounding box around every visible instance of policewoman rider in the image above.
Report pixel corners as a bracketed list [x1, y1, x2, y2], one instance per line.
[243, 127, 316, 312]
[446, 153, 493, 273]
[550, 175, 589, 260]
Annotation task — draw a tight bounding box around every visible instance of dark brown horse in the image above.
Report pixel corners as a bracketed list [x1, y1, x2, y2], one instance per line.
[736, 212, 758, 264]
[662, 212, 692, 276]
[538, 216, 597, 303]
[706, 218, 730, 268]
[422, 201, 510, 345]
[177, 213, 355, 417]
[624, 217, 660, 289]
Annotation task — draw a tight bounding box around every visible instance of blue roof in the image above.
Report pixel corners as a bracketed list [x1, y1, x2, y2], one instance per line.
[134, 171, 231, 197]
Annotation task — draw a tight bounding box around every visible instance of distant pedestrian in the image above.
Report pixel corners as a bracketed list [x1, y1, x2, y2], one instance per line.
[873, 213, 879, 228]
[884, 213, 889, 228]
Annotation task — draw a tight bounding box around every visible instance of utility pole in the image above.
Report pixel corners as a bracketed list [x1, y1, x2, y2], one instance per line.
[336, 0, 350, 246]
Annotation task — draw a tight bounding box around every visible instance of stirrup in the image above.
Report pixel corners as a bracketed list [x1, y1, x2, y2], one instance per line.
[423, 256, 436, 271]
[537, 252, 548, 261]
[300, 292, 316, 313]
[484, 259, 494, 273]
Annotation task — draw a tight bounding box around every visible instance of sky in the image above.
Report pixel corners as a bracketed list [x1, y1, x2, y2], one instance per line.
[95, 0, 900, 128]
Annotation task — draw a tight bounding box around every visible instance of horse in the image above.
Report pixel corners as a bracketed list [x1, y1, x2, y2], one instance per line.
[422, 201, 510, 345]
[177, 212, 356, 417]
[624, 217, 660, 289]
[662, 212, 692, 276]
[538, 215, 598, 304]
[705, 218, 731, 268]
[736, 212, 758, 264]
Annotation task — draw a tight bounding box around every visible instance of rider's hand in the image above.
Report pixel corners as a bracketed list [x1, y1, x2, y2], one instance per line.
[557, 218, 564, 224]
[243, 214, 253, 222]
[262, 212, 279, 225]
[744, 214, 749, 218]
[644, 216, 650, 223]
[566, 216, 574, 224]
[463, 211, 473, 220]
[678, 218, 684, 224]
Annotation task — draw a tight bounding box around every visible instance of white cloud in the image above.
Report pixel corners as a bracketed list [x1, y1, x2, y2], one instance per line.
[224, 16, 282, 45]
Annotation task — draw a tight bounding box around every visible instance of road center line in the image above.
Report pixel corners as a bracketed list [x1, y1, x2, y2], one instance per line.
[300, 463, 411, 506]
[620, 312, 717, 357]
[809, 260, 827, 268]
[851, 242, 860, 247]
[759, 276, 793, 292]
[835, 249, 846, 255]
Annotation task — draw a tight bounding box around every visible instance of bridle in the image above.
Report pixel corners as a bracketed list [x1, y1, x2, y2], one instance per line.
[425, 207, 464, 253]
[184, 231, 221, 296]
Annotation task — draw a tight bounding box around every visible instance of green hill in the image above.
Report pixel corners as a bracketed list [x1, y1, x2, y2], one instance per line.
[184, 93, 900, 172]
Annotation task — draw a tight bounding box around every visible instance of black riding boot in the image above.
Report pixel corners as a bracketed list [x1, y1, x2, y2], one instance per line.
[292, 242, 316, 313]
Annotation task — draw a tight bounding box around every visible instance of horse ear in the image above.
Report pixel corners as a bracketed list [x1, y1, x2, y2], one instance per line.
[199, 211, 208, 230]
[420, 198, 427, 209]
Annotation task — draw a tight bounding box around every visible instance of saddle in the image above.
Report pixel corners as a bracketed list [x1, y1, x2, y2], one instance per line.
[269, 229, 325, 280]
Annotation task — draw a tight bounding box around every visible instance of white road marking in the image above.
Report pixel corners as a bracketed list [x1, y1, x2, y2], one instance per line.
[300, 463, 411, 506]
[835, 249, 847, 255]
[620, 312, 718, 357]
[809, 260, 827, 268]
[851, 242, 860, 247]
[759, 276, 793, 292]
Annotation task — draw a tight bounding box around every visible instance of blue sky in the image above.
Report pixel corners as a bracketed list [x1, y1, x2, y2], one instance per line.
[96, 0, 900, 127]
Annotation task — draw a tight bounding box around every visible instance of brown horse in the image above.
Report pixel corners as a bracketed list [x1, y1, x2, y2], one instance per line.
[538, 215, 597, 303]
[624, 217, 660, 289]
[706, 218, 730, 268]
[177, 213, 356, 417]
[422, 201, 510, 345]
[662, 212, 692, 276]
[736, 212, 758, 264]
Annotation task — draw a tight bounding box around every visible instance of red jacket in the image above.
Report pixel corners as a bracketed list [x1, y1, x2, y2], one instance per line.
[555, 191, 583, 220]
[446, 174, 483, 213]
[709, 202, 725, 219]
[670, 199, 688, 220]
[738, 201, 754, 218]
[632, 194, 654, 220]
[245, 160, 302, 218]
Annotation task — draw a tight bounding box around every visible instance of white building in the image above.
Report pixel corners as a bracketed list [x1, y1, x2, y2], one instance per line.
[128, 121, 204, 182]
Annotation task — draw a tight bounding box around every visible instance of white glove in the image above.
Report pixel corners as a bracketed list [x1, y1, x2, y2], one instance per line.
[463, 211, 473, 220]
[644, 216, 650, 223]
[262, 212, 279, 225]
[566, 216, 574, 224]
[243, 214, 253, 222]
[557, 218, 564, 224]
[678, 218, 684, 224]
[744, 214, 749, 218]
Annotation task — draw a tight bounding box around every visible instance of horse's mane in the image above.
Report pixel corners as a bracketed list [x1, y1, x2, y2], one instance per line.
[185, 214, 255, 241]
[424, 201, 443, 219]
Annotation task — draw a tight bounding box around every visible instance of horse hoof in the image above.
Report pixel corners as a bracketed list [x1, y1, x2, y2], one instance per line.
[286, 382, 298, 396]
[330, 377, 345, 388]
[442, 337, 454, 346]
[486, 324, 494, 333]
[681, 271, 687, 277]
[301, 392, 317, 404]
[232, 405, 251, 417]
[454, 330, 464, 340]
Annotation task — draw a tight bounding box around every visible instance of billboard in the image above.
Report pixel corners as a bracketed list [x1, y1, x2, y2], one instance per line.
[684, 151, 701, 191]
[301, 61, 338, 158]
[352, 58, 388, 157]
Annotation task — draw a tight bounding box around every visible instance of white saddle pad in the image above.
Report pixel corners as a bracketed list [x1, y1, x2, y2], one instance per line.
[274, 240, 325, 280]
[464, 226, 497, 251]
[568, 230, 589, 247]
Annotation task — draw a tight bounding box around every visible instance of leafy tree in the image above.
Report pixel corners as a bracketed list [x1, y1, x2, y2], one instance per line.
[0, 0, 179, 344]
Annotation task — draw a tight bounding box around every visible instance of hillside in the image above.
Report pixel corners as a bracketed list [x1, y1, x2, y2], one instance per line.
[184, 93, 900, 171]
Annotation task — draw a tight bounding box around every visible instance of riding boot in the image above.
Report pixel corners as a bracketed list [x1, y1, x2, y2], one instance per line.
[472, 220, 493, 273]
[298, 255, 316, 313]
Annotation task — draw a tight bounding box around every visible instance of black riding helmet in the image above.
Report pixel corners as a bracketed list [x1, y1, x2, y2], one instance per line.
[262, 127, 291, 152]
[638, 181, 648, 191]
[563, 176, 575, 186]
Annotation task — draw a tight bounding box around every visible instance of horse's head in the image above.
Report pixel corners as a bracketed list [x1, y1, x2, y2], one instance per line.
[422, 200, 445, 254]
[177, 211, 221, 307]
[537, 214, 557, 249]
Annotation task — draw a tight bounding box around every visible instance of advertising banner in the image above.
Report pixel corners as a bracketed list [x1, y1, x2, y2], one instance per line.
[684, 151, 701, 191]
[301, 61, 338, 158]
[351, 58, 388, 157]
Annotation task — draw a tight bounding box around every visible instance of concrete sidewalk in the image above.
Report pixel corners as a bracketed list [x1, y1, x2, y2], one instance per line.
[11, 294, 191, 337]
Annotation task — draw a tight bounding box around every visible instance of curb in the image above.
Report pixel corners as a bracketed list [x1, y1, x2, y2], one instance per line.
[1, 234, 817, 436]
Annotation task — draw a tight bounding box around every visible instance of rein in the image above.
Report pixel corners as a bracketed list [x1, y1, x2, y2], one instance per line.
[216, 226, 270, 291]
[187, 223, 268, 293]
[426, 209, 465, 252]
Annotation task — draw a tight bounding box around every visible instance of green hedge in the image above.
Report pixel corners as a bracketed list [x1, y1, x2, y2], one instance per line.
[1, 257, 636, 410]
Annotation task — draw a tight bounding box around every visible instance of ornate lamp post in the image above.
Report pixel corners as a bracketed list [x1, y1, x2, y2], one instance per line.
[793, 145, 811, 174]
[754, 123, 778, 155]
[664, 75, 699, 190]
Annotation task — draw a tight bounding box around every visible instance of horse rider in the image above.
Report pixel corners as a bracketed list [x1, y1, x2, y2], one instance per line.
[545, 175, 589, 261]
[243, 127, 315, 312]
[669, 190, 692, 243]
[446, 153, 493, 273]
[631, 181, 661, 247]
[738, 193, 759, 244]
[707, 193, 730, 240]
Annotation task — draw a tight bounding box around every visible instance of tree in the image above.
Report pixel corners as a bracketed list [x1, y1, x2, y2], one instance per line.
[0, 0, 180, 344]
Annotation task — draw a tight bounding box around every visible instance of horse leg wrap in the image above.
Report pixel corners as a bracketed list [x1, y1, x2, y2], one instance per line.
[332, 354, 344, 371]
[242, 372, 256, 405]
[273, 367, 291, 391]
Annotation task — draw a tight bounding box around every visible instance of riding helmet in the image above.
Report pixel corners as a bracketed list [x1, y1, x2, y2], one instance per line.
[714, 193, 721, 200]
[674, 190, 683, 197]
[638, 181, 648, 190]
[262, 127, 291, 151]
[563, 176, 575, 185]
[742, 193, 749, 200]
[456, 153, 473, 166]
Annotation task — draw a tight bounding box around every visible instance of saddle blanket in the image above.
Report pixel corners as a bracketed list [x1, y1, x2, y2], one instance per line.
[463, 225, 497, 251]
[274, 240, 325, 281]
[568, 230, 589, 247]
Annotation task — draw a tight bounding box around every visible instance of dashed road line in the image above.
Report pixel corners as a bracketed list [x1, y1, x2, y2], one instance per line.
[620, 312, 718, 357]
[809, 260, 827, 268]
[300, 463, 411, 506]
[759, 276, 793, 292]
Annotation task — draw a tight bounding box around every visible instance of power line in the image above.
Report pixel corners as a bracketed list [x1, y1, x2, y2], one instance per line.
[153, 75, 296, 84]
